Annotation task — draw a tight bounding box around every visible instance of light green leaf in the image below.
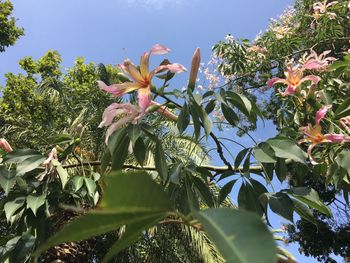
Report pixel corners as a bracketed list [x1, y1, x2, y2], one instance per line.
[26, 195, 46, 216]
[51, 159, 69, 189]
[4, 197, 26, 221]
[100, 171, 172, 213]
[290, 188, 332, 217]
[0, 167, 16, 194]
[16, 155, 46, 176]
[84, 177, 96, 197]
[253, 143, 276, 163]
[70, 176, 84, 192]
[195, 208, 277, 263]
[267, 137, 306, 163]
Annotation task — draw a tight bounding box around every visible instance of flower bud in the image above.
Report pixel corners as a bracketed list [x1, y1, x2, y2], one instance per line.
[0, 138, 13, 153]
[188, 48, 201, 90]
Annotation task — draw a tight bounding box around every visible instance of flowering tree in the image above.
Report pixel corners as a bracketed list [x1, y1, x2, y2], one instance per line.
[1, 0, 350, 262]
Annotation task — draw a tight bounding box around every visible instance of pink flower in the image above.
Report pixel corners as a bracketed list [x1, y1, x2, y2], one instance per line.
[302, 50, 336, 71]
[312, 1, 338, 20]
[340, 115, 350, 133]
[315, 104, 332, 124]
[99, 103, 143, 143]
[0, 138, 13, 153]
[299, 106, 350, 164]
[98, 44, 186, 112]
[43, 147, 58, 165]
[267, 63, 321, 96]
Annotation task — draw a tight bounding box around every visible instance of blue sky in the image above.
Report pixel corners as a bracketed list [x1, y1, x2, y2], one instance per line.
[1, 0, 337, 262]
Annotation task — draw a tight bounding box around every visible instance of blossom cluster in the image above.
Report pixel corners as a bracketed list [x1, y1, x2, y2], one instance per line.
[267, 50, 350, 163]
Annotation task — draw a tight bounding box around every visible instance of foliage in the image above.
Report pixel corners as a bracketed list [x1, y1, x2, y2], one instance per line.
[0, 0, 24, 52]
[2, 0, 350, 263]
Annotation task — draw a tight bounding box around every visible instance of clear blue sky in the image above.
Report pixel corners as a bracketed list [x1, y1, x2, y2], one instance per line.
[1, 1, 337, 262]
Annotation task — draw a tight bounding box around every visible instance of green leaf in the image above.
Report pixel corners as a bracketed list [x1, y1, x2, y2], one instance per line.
[253, 143, 276, 163]
[134, 137, 146, 165]
[335, 97, 350, 118]
[0, 166, 16, 194]
[218, 180, 237, 205]
[290, 188, 332, 217]
[111, 135, 130, 170]
[275, 158, 287, 183]
[15, 155, 46, 176]
[177, 102, 190, 133]
[268, 193, 294, 222]
[195, 208, 277, 263]
[102, 214, 163, 263]
[238, 181, 267, 215]
[127, 125, 142, 145]
[100, 171, 172, 213]
[4, 197, 26, 221]
[234, 148, 250, 169]
[34, 171, 172, 256]
[26, 195, 46, 216]
[84, 177, 96, 197]
[192, 176, 215, 207]
[267, 137, 306, 163]
[4, 149, 41, 163]
[35, 212, 165, 258]
[169, 163, 183, 185]
[70, 176, 84, 192]
[154, 140, 168, 182]
[221, 103, 239, 126]
[107, 127, 127, 154]
[292, 198, 316, 225]
[51, 159, 69, 188]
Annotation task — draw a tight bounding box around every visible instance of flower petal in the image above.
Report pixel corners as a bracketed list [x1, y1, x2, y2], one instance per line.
[300, 75, 321, 85]
[280, 85, 296, 96]
[266, 77, 288, 88]
[98, 80, 141, 97]
[315, 104, 332, 124]
[123, 60, 145, 83]
[150, 44, 171, 55]
[140, 52, 150, 79]
[99, 103, 126, 128]
[324, 134, 350, 143]
[137, 88, 152, 112]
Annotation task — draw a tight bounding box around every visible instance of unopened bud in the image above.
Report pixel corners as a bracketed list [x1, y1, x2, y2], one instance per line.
[188, 48, 201, 90]
[0, 138, 13, 153]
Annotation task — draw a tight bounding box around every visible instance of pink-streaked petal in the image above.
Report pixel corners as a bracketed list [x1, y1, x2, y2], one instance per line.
[105, 115, 135, 144]
[315, 105, 332, 124]
[280, 85, 296, 96]
[150, 63, 187, 79]
[307, 144, 319, 165]
[324, 134, 350, 143]
[140, 52, 150, 78]
[137, 88, 152, 113]
[266, 77, 288, 88]
[43, 147, 57, 165]
[0, 138, 13, 153]
[98, 81, 140, 97]
[99, 103, 126, 128]
[150, 44, 171, 55]
[300, 75, 321, 85]
[303, 60, 325, 70]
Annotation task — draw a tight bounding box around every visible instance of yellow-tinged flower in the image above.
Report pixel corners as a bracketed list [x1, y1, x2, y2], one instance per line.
[98, 44, 186, 112]
[267, 63, 321, 96]
[299, 105, 350, 164]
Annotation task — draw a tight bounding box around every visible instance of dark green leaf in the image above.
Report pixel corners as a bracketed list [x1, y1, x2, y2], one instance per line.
[154, 140, 168, 182]
[177, 102, 190, 133]
[268, 193, 294, 222]
[26, 195, 46, 216]
[218, 180, 237, 205]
